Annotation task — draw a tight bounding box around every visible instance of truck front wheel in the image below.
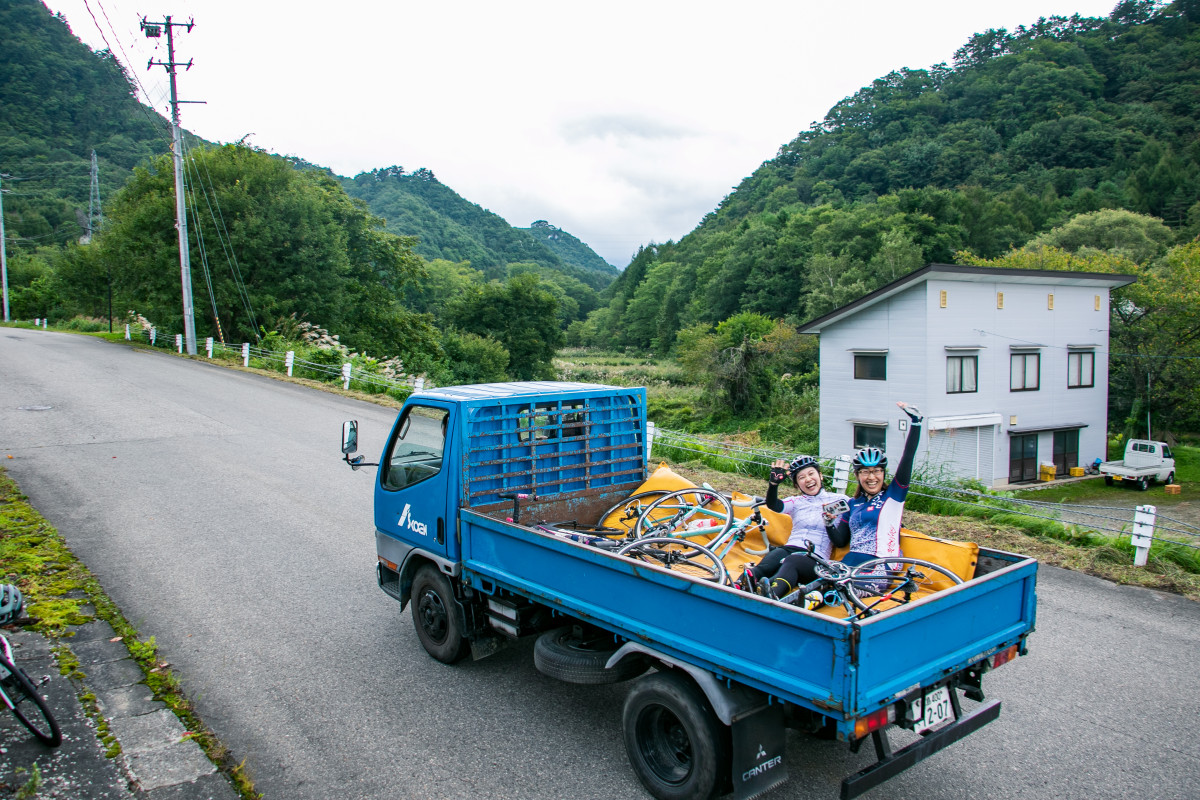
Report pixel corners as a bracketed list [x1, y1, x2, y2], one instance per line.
[411, 565, 469, 664]
[623, 671, 727, 800]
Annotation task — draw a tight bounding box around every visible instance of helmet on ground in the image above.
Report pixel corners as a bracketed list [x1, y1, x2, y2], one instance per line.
[0, 584, 24, 625]
[788, 455, 819, 476]
[852, 447, 887, 471]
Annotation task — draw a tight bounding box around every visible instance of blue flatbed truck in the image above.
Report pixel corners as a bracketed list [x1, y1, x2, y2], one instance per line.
[339, 382, 1037, 800]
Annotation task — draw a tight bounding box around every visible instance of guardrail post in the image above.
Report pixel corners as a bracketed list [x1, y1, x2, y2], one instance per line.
[125, 324, 131, 340]
[34, 318, 39, 327]
[176, 333, 183, 354]
[342, 363, 352, 390]
[646, 421, 656, 466]
[1131, 504, 1156, 566]
[42, 319, 47, 329]
[206, 337, 213, 358]
[150, 327, 156, 346]
[242, 342, 250, 367]
[833, 455, 852, 494]
[285, 351, 294, 377]
[413, 375, 425, 391]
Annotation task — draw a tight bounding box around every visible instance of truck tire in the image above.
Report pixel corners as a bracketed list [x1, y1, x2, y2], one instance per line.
[623, 671, 727, 800]
[1166, 472, 1175, 485]
[533, 625, 648, 684]
[1105, 476, 1114, 486]
[1137, 476, 1150, 491]
[411, 565, 470, 664]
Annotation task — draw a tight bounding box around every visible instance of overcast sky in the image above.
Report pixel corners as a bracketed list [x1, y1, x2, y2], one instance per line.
[46, 0, 1120, 267]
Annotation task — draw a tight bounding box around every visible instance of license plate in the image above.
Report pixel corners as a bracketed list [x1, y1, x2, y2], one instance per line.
[915, 686, 953, 733]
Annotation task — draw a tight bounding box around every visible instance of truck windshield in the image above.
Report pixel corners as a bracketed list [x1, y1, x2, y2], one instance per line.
[381, 406, 448, 491]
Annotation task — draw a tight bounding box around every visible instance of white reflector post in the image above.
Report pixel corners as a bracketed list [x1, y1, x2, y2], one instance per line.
[342, 363, 352, 390]
[150, 327, 156, 345]
[413, 375, 425, 391]
[125, 324, 131, 340]
[285, 350, 294, 377]
[206, 337, 213, 359]
[176, 333, 183, 354]
[1131, 504, 1156, 567]
[833, 455, 852, 494]
[646, 421, 656, 466]
[242, 342, 250, 367]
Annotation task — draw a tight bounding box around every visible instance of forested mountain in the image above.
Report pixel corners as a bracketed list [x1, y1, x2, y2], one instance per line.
[0, 0, 178, 247]
[1, 0, 614, 292]
[586, 0, 1200, 354]
[340, 168, 617, 289]
[519, 220, 618, 277]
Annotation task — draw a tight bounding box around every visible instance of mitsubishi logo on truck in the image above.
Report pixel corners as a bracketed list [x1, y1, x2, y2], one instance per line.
[397, 504, 428, 536]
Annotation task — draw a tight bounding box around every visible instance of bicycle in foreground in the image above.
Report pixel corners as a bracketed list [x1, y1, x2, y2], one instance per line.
[0, 584, 62, 747]
[769, 542, 964, 619]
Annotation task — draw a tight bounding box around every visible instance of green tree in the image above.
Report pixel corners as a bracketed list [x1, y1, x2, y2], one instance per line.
[443, 273, 564, 380]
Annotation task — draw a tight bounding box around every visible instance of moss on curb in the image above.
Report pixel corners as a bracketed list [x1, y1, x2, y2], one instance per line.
[0, 468, 260, 799]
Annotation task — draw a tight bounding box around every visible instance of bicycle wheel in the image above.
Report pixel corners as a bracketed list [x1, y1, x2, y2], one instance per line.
[843, 557, 964, 617]
[635, 489, 734, 539]
[616, 537, 729, 585]
[597, 491, 671, 536]
[1, 661, 61, 747]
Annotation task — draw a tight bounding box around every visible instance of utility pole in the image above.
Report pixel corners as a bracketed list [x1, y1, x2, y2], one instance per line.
[142, 15, 199, 355]
[1, 172, 8, 323]
[87, 150, 112, 331]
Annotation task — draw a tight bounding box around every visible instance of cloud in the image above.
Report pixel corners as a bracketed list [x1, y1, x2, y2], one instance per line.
[560, 114, 692, 145]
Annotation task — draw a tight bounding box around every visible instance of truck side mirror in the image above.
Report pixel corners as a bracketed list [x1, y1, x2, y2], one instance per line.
[342, 420, 359, 455]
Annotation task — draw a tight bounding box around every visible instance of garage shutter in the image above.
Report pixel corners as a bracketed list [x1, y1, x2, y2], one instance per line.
[926, 425, 995, 485]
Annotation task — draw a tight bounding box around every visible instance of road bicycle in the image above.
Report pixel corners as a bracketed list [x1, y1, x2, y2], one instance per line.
[774, 543, 964, 619]
[569, 487, 771, 584]
[0, 586, 61, 747]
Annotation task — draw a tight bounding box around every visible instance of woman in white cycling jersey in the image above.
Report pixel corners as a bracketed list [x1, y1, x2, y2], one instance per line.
[743, 455, 850, 599]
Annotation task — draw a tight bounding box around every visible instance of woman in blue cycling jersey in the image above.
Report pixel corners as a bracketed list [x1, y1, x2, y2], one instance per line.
[828, 401, 923, 567]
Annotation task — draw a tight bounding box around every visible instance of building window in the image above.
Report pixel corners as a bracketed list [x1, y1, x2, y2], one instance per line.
[854, 354, 887, 381]
[1010, 352, 1040, 392]
[1068, 351, 1094, 389]
[947, 355, 978, 394]
[853, 425, 887, 451]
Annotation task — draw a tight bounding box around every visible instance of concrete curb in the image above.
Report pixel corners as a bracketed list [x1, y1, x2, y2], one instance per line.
[0, 619, 240, 799]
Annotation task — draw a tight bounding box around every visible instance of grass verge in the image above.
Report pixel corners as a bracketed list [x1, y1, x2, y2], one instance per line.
[0, 467, 260, 799]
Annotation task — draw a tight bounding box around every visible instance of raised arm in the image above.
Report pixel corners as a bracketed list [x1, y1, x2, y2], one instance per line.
[892, 402, 924, 488]
[766, 459, 787, 513]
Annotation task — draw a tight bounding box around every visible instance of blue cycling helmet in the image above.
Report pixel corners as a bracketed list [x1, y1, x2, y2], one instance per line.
[852, 447, 886, 471]
[788, 455, 819, 477]
[0, 584, 24, 625]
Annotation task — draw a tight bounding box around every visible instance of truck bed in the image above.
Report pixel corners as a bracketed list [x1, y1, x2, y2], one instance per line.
[458, 508, 1037, 734]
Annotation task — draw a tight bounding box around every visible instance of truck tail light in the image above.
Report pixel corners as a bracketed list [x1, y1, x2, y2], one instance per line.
[854, 705, 896, 739]
[990, 645, 1018, 669]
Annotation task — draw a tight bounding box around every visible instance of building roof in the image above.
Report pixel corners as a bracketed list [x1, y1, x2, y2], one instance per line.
[796, 263, 1137, 334]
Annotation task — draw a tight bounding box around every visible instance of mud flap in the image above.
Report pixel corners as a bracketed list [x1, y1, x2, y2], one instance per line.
[731, 703, 787, 800]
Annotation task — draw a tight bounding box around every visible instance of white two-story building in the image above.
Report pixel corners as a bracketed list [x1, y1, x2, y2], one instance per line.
[797, 264, 1136, 486]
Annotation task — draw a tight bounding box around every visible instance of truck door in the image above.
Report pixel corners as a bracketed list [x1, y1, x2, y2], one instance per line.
[375, 402, 456, 560]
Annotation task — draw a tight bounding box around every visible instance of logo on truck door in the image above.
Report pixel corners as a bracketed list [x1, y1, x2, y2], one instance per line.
[397, 504, 429, 536]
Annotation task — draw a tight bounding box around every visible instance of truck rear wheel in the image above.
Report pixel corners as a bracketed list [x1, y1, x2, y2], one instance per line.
[1105, 476, 1114, 486]
[1137, 476, 1150, 491]
[534, 625, 648, 684]
[411, 565, 469, 664]
[623, 671, 727, 800]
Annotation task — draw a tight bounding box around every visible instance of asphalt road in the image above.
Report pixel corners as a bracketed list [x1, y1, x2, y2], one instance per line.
[2, 330, 1198, 800]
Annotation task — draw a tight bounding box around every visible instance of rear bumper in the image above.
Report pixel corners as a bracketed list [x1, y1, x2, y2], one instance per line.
[840, 699, 1001, 800]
